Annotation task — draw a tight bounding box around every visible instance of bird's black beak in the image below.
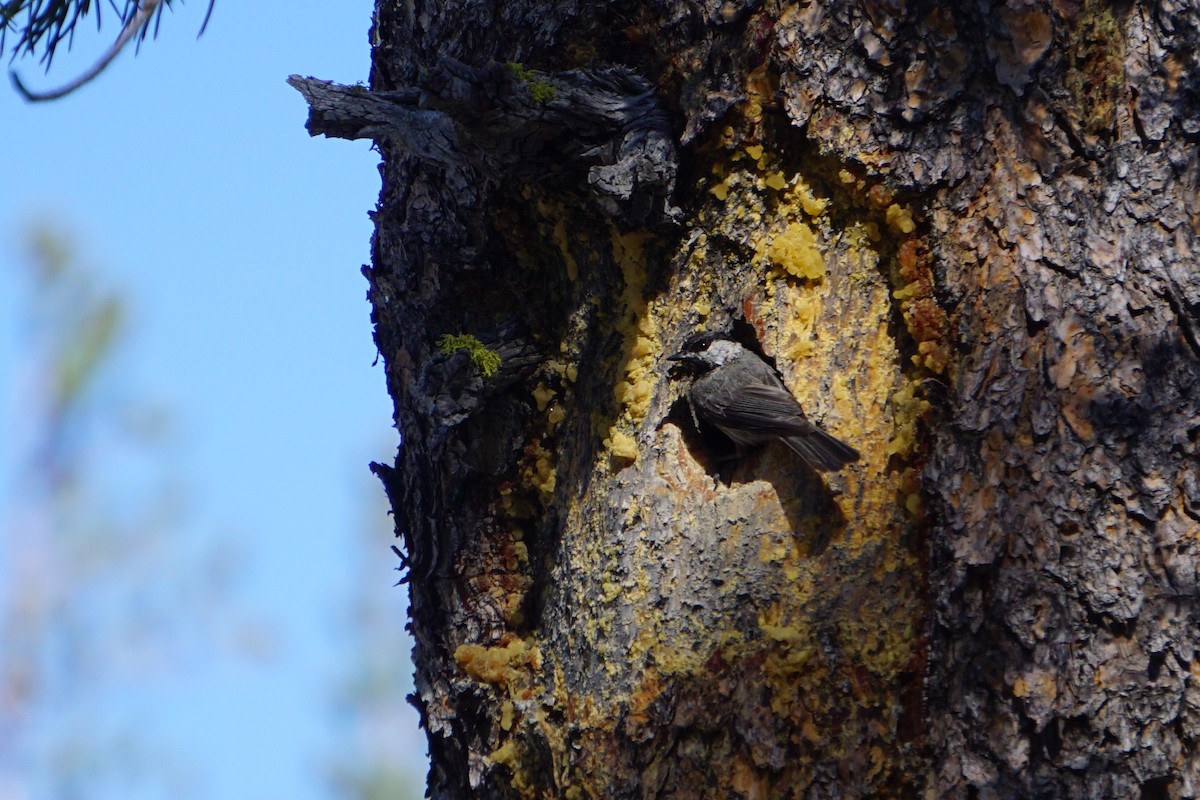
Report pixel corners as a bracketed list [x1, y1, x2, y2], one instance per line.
[667, 351, 702, 374]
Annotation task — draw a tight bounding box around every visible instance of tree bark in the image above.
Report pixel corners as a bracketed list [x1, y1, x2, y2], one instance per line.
[295, 0, 1200, 796]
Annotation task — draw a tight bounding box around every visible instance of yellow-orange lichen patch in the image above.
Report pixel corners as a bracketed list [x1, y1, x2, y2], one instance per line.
[886, 203, 916, 234]
[455, 636, 541, 688]
[522, 440, 557, 499]
[887, 382, 932, 457]
[532, 382, 555, 412]
[604, 428, 639, 462]
[764, 171, 788, 191]
[765, 221, 826, 281]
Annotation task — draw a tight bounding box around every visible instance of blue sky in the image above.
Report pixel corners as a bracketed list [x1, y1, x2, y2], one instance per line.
[0, 2, 426, 798]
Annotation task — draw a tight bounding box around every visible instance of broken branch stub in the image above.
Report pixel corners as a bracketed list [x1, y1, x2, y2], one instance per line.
[287, 58, 678, 225]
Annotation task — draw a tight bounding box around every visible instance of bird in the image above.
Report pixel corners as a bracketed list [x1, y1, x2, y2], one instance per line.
[668, 333, 859, 471]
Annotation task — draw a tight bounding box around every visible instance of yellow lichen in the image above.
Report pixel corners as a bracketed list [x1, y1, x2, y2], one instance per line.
[605, 428, 638, 462]
[916, 339, 948, 374]
[760, 621, 814, 666]
[543, 359, 579, 384]
[886, 382, 931, 456]
[454, 637, 539, 687]
[630, 329, 656, 359]
[523, 440, 557, 499]
[765, 171, 788, 191]
[787, 179, 829, 218]
[783, 337, 817, 361]
[601, 581, 623, 603]
[649, 154, 926, 790]
[490, 739, 520, 765]
[608, 232, 659, 433]
[534, 453, 556, 495]
[758, 534, 790, 564]
[766, 222, 826, 281]
[613, 375, 653, 416]
[801, 193, 829, 218]
[500, 700, 515, 731]
[489, 738, 536, 792]
[532, 383, 555, 412]
[839, 615, 915, 678]
[885, 203, 916, 234]
[891, 282, 920, 302]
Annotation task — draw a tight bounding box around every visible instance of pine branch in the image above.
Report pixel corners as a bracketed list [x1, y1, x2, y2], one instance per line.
[3, 0, 214, 101]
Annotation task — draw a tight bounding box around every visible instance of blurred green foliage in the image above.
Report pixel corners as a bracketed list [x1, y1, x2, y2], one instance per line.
[0, 222, 248, 798]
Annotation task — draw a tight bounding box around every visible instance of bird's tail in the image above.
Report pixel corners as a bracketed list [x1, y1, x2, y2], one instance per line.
[783, 427, 860, 471]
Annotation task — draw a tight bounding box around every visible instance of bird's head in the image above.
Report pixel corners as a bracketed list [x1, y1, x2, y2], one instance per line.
[668, 333, 746, 373]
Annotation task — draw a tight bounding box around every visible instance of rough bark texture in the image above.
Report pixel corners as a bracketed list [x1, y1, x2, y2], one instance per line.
[293, 0, 1200, 796]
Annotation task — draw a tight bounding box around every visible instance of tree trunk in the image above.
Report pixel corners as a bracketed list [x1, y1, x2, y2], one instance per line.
[294, 0, 1200, 796]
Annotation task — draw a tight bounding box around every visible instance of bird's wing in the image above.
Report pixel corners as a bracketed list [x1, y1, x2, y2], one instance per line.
[701, 382, 820, 436]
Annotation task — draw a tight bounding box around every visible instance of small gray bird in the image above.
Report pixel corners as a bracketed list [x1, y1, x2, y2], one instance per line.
[668, 333, 859, 471]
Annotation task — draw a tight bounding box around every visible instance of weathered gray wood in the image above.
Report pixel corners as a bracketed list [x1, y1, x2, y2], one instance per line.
[288, 59, 678, 225]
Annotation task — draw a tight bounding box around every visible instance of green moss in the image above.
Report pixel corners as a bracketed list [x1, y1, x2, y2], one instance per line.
[506, 61, 557, 104]
[438, 333, 502, 377]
